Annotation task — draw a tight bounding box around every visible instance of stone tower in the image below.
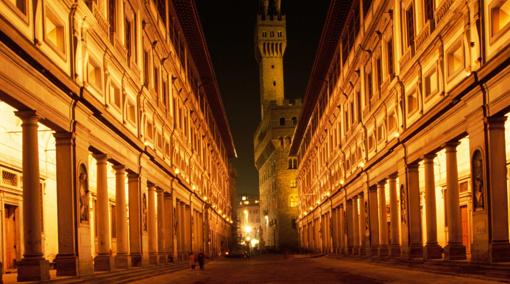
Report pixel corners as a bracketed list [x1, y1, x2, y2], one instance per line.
[254, 0, 301, 251]
[255, 0, 286, 118]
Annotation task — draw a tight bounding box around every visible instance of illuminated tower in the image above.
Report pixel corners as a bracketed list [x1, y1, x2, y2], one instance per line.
[254, 0, 300, 251]
[255, 0, 286, 118]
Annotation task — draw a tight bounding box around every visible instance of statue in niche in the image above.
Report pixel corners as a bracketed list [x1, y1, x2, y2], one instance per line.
[400, 184, 407, 225]
[79, 164, 89, 223]
[143, 193, 148, 231]
[472, 150, 484, 210]
[364, 201, 369, 238]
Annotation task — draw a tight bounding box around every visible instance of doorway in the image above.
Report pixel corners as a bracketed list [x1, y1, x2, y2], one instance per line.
[460, 205, 471, 258]
[4, 204, 20, 272]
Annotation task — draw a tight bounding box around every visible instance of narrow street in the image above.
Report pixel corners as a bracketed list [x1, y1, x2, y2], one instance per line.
[132, 255, 505, 284]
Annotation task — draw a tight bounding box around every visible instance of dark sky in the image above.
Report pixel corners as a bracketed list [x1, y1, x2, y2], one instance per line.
[196, 1, 329, 197]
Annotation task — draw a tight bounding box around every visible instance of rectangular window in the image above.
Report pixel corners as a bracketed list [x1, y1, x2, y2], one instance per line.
[7, 0, 27, 16]
[366, 67, 373, 102]
[108, 0, 116, 40]
[447, 41, 464, 78]
[424, 68, 438, 97]
[126, 100, 136, 124]
[405, 4, 415, 49]
[87, 58, 102, 91]
[44, 7, 66, 55]
[375, 56, 382, 89]
[387, 37, 394, 78]
[109, 82, 122, 110]
[424, 0, 435, 23]
[491, 0, 510, 36]
[407, 91, 418, 114]
[143, 50, 150, 87]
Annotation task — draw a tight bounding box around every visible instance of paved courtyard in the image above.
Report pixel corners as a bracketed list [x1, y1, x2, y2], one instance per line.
[132, 255, 506, 284]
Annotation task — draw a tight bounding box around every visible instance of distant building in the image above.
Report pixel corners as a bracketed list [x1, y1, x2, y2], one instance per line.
[237, 195, 261, 248]
[254, 0, 300, 250]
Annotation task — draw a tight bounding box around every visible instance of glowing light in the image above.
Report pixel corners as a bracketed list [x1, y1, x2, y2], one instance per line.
[340, 179, 345, 185]
[192, 184, 196, 190]
[359, 161, 365, 168]
[203, 196, 208, 201]
[175, 168, 180, 175]
[242, 196, 247, 201]
[244, 225, 253, 234]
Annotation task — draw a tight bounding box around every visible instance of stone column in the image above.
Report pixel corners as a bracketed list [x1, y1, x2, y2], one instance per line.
[164, 193, 173, 262]
[389, 175, 401, 256]
[487, 117, 510, 262]
[444, 142, 467, 260]
[157, 189, 167, 263]
[346, 200, 353, 254]
[93, 153, 113, 271]
[358, 192, 369, 256]
[368, 186, 379, 255]
[423, 154, 442, 259]
[128, 173, 142, 266]
[53, 132, 78, 276]
[352, 195, 360, 255]
[15, 111, 50, 282]
[339, 205, 345, 254]
[378, 180, 389, 256]
[114, 165, 130, 268]
[406, 163, 423, 258]
[148, 185, 159, 264]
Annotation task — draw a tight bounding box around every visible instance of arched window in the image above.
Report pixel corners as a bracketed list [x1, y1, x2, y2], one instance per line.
[280, 117, 285, 126]
[288, 159, 293, 169]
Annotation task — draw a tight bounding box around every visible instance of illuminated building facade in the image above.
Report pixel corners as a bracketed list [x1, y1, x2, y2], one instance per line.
[292, 0, 510, 263]
[254, 0, 300, 250]
[236, 195, 261, 248]
[0, 0, 235, 281]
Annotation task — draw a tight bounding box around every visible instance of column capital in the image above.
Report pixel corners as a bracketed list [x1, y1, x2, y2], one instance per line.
[53, 131, 74, 142]
[444, 141, 460, 152]
[377, 179, 387, 187]
[407, 162, 419, 171]
[424, 153, 436, 161]
[15, 110, 39, 124]
[93, 153, 108, 163]
[389, 173, 398, 180]
[487, 116, 507, 129]
[113, 164, 126, 173]
[127, 172, 140, 180]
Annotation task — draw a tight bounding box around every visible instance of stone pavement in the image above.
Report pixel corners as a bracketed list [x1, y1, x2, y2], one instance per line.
[131, 254, 508, 284]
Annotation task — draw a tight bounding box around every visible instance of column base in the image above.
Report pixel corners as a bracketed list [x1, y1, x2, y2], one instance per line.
[371, 246, 379, 256]
[360, 246, 370, 256]
[54, 253, 78, 276]
[403, 243, 423, 259]
[346, 247, 353, 255]
[390, 244, 401, 257]
[17, 257, 50, 282]
[352, 246, 360, 256]
[378, 245, 389, 257]
[131, 254, 142, 267]
[444, 243, 466, 260]
[149, 253, 159, 265]
[490, 241, 510, 262]
[94, 254, 113, 271]
[115, 253, 131, 269]
[158, 253, 168, 264]
[423, 243, 443, 260]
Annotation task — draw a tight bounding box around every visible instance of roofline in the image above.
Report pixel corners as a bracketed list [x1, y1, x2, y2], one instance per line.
[289, 0, 351, 156]
[172, 0, 237, 158]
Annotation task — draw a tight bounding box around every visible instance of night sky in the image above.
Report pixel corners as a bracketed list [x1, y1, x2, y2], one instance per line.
[196, 1, 330, 197]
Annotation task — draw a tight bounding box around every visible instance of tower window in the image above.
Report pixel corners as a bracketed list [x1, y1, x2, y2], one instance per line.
[271, 65, 275, 69]
[280, 117, 286, 126]
[273, 81, 276, 86]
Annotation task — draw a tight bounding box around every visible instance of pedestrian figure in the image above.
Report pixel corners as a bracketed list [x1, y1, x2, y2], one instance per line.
[197, 252, 205, 270]
[189, 252, 196, 270]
